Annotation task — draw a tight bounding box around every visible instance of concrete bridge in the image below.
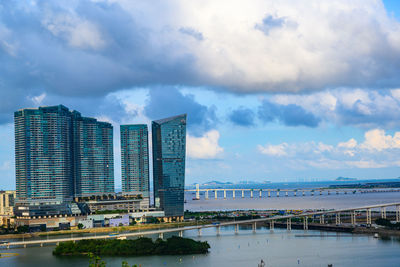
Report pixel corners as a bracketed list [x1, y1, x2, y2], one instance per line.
[185, 184, 400, 200]
[2, 202, 400, 249]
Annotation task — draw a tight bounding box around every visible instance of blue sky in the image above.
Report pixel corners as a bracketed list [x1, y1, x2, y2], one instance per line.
[1, 0, 400, 189]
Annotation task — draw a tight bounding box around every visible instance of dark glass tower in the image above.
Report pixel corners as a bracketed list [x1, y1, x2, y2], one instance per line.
[120, 125, 150, 198]
[72, 112, 114, 197]
[14, 105, 74, 204]
[152, 114, 186, 218]
[14, 105, 114, 204]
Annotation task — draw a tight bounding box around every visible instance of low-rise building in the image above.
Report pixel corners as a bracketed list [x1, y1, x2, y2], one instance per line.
[0, 190, 16, 226]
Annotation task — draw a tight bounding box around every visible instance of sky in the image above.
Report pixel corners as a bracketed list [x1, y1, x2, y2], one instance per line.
[1, 0, 400, 189]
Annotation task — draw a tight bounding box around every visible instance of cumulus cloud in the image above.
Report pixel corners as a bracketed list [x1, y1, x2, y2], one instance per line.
[258, 128, 400, 169]
[271, 88, 400, 129]
[1, 0, 400, 124]
[229, 107, 255, 126]
[187, 130, 223, 159]
[258, 143, 288, 156]
[258, 99, 321, 127]
[144, 87, 217, 136]
[179, 27, 204, 41]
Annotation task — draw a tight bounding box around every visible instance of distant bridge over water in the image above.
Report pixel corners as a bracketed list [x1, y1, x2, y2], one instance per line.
[2, 202, 400, 249]
[185, 185, 400, 200]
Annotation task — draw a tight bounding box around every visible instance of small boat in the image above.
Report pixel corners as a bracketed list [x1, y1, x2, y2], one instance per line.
[117, 236, 127, 240]
[109, 232, 119, 236]
[373, 233, 379, 238]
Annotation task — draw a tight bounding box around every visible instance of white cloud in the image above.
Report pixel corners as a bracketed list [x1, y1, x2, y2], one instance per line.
[258, 143, 288, 156]
[31, 93, 46, 106]
[258, 128, 400, 170]
[187, 130, 224, 159]
[360, 129, 400, 151]
[42, 12, 105, 50]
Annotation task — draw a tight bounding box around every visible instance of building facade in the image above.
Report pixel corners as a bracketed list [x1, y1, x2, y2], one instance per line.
[14, 105, 74, 204]
[73, 112, 114, 197]
[14, 105, 114, 209]
[152, 114, 186, 218]
[120, 125, 150, 199]
[0, 190, 15, 215]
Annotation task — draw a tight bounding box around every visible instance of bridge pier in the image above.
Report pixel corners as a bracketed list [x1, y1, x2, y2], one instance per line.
[319, 191, 322, 195]
[198, 228, 202, 237]
[336, 191, 339, 195]
[216, 226, 220, 236]
[250, 190, 253, 198]
[303, 217, 308, 230]
[40, 243, 43, 247]
[252, 222, 257, 233]
[311, 191, 314, 196]
[205, 190, 209, 200]
[328, 191, 330, 195]
[233, 190, 235, 199]
[196, 184, 200, 200]
[159, 233, 164, 239]
[215, 190, 218, 199]
[366, 209, 372, 225]
[270, 220, 274, 231]
[302, 191, 305, 196]
[396, 205, 400, 222]
[224, 190, 227, 199]
[259, 190, 262, 198]
[179, 231, 183, 237]
[335, 213, 341, 225]
[351, 211, 356, 226]
[287, 218, 291, 231]
[381, 207, 386, 219]
[242, 190, 244, 198]
[285, 191, 288, 197]
[235, 224, 239, 234]
[294, 191, 297, 197]
[268, 190, 271, 197]
[277, 191, 280, 197]
[319, 215, 325, 224]
[24, 244, 26, 248]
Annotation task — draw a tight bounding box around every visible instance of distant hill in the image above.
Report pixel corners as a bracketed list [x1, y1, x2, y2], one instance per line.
[335, 177, 357, 181]
[202, 181, 233, 186]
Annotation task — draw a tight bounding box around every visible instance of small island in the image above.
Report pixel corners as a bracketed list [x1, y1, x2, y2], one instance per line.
[53, 236, 210, 256]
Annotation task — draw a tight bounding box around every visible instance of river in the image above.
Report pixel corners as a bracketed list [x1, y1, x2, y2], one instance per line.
[2, 226, 400, 267]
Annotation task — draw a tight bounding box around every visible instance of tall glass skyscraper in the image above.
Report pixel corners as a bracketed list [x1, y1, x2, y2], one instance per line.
[72, 112, 114, 197]
[14, 105, 74, 204]
[14, 105, 114, 204]
[120, 125, 150, 198]
[152, 114, 186, 218]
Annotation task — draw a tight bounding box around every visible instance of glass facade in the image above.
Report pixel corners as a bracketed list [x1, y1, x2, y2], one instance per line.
[152, 114, 186, 217]
[14, 105, 114, 204]
[73, 112, 114, 197]
[14, 105, 74, 204]
[120, 125, 150, 198]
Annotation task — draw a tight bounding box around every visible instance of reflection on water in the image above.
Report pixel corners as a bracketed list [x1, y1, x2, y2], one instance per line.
[2, 226, 400, 267]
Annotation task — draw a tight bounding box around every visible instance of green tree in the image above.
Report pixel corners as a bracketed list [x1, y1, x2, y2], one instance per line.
[78, 223, 84, 229]
[88, 253, 106, 267]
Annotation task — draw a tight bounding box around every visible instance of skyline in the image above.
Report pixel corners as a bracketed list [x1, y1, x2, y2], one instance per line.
[2, 0, 400, 189]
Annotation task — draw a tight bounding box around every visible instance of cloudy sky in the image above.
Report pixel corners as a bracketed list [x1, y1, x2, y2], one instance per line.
[1, 0, 400, 189]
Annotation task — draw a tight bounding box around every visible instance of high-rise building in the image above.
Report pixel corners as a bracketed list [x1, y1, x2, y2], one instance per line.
[73, 112, 114, 197]
[152, 114, 186, 218]
[14, 105, 114, 206]
[14, 105, 74, 204]
[120, 125, 150, 199]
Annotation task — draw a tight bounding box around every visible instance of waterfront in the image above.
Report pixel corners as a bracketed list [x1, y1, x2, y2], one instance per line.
[2, 226, 400, 266]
